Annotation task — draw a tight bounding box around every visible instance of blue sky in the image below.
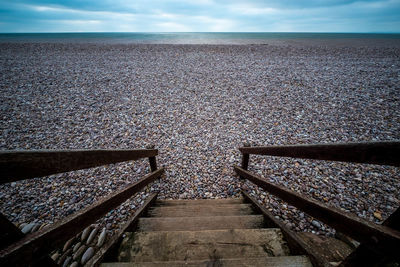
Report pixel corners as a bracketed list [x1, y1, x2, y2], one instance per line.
[0, 0, 399, 32]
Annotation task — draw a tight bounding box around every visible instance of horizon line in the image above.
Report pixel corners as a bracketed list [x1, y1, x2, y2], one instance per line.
[1, 31, 400, 34]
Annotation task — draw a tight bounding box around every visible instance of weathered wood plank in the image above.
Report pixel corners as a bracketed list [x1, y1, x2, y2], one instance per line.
[0, 168, 164, 266]
[0, 214, 58, 266]
[0, 149, 158, 184]
[241, 190, 330, 267]
[239, 141, 400, 166]
[0, 214, 24, 250]
[87, 193, 159, 266]
[234, 166, 400, 256]
[340, 207, 400, 266]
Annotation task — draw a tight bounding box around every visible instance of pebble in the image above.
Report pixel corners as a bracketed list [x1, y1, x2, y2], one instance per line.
[311, 220, 322, 229]
[81, 247, 95, 265]
[50, 252, 60, 261]
[73, 242, 81, 253]
[373, 211, 382, 221]
[19, 223, 27, 230]
[30, 223, 40, 233]
[21, 223, 35, 234]
[81, 226, 92, 242]
[57, 248, 72, 265]
[73, 245, 87, 261]
[97, 228, 107, 247]
[0, 41, 399, 241]
[62, 256, 71, 267]
[86, 227, 99, 245]
[70, 262, 78, 267]
[63, 237, 75, 252]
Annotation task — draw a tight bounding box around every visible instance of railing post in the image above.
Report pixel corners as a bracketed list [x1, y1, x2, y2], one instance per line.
[147, 145, 157, 172]
[240, 143, 250, 182]
[241, 143, 250, 171]
[149, 157, 157, 172]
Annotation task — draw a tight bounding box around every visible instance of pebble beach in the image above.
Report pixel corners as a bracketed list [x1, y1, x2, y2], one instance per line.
[0, 38, 399, 263]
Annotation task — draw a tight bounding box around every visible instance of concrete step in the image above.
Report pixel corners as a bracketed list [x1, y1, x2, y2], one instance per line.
[138, 215, 264, 231]
[155, 198, 244, 207]
[117, 229, 290, 262]
[102, 255, 312, 267]
[147, 204, 255, 217]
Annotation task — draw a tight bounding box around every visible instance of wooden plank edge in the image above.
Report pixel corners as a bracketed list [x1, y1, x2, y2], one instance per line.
[339, 207, 400, 266]
[0, 168, 164, 266]
[234, 166, 400, 256]
[0, 149, 158, 184]
[238, 141, 400, 167]
[85, 192, 159, 267]
[241, 190, 330, 267]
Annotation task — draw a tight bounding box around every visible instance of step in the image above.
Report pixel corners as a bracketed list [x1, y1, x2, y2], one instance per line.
[138, 215, 265, 231]
[117, 229, 290, 262]
[102, 255, 312, 267]
[148, 204, 255, 217]
[155, 198, 244, 206]
[297, 232, 353, 263]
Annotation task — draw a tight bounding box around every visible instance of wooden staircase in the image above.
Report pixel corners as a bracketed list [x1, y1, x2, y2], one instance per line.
[101, 198, 312, 267]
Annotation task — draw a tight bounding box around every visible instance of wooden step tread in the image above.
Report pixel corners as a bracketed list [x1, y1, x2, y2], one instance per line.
[138, 215, 265, 231]
[155, 198, 244, 206]
[117, 229, 290, 262]
[102, 255, 312, 267]
[148, 204, 255, 217]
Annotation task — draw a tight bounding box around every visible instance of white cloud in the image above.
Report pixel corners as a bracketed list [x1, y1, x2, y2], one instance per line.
[156, 22, 192, 32]
[229, 4, 280, 15]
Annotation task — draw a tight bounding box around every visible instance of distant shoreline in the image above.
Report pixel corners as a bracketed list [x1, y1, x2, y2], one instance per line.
[0, 32, 400, 45]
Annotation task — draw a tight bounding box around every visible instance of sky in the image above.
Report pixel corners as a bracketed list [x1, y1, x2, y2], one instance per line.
[0, 0, 399, 33]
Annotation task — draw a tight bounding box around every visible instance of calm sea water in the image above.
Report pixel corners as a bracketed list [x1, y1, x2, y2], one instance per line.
[0, 32, 399, 44]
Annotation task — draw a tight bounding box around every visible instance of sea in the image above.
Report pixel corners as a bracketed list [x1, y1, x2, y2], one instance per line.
[0, 32, 399, 44]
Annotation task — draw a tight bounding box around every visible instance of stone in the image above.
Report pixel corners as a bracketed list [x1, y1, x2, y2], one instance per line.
[70, 262, 78, 267]
[73, 244, 86, 261]
[81, 247, 95, 265]
[87, 227, 99, 245]
[62, 256, 71, 267]
[97, 228, 107, 247]
[50, 252, 60, 261]
[81, 226, 92, 242]
[63, 237, 75, 252]
[19, 223, 27, 230]
[373, 211, 382, 220]
[21, 223, 35, 234]
[30, 223, 41, 233]
[311, 220, 321, 229]
[73, 242, 81, 253]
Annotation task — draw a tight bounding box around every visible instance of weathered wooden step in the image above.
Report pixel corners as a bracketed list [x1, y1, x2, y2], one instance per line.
[148, 204, 255, 217]
[117, 229, 290, 262]
[138, 215, 264, 231]
[102, 255, 312, 267]
[155, 198, 244, 206]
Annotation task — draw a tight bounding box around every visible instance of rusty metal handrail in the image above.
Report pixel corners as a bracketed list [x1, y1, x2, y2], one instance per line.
[0, 167, 164, 266]
[239, 141, 400, 167]
[0, 149, 158, 184]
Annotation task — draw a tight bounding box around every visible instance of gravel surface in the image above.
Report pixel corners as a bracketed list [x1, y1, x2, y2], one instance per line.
[0, 40, 399, 240]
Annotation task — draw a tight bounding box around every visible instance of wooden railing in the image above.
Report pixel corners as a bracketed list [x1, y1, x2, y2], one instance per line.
[235, 141, 400, 266]
[0, 148, 165, 266]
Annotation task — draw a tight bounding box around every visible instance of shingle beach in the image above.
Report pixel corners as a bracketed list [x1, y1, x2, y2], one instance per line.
[1, 39, 399, 246]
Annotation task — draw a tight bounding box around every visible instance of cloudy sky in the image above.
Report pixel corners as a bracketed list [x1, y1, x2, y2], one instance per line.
[0, 0, 399, 33]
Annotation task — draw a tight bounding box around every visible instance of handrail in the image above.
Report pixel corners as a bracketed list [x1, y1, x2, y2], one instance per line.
[234, 166, 400, 256]
[0, 168, 164, 266]
[241, 190, 331, 267]
[0, 149, 158, 184]
[239, 141, 400, 166]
